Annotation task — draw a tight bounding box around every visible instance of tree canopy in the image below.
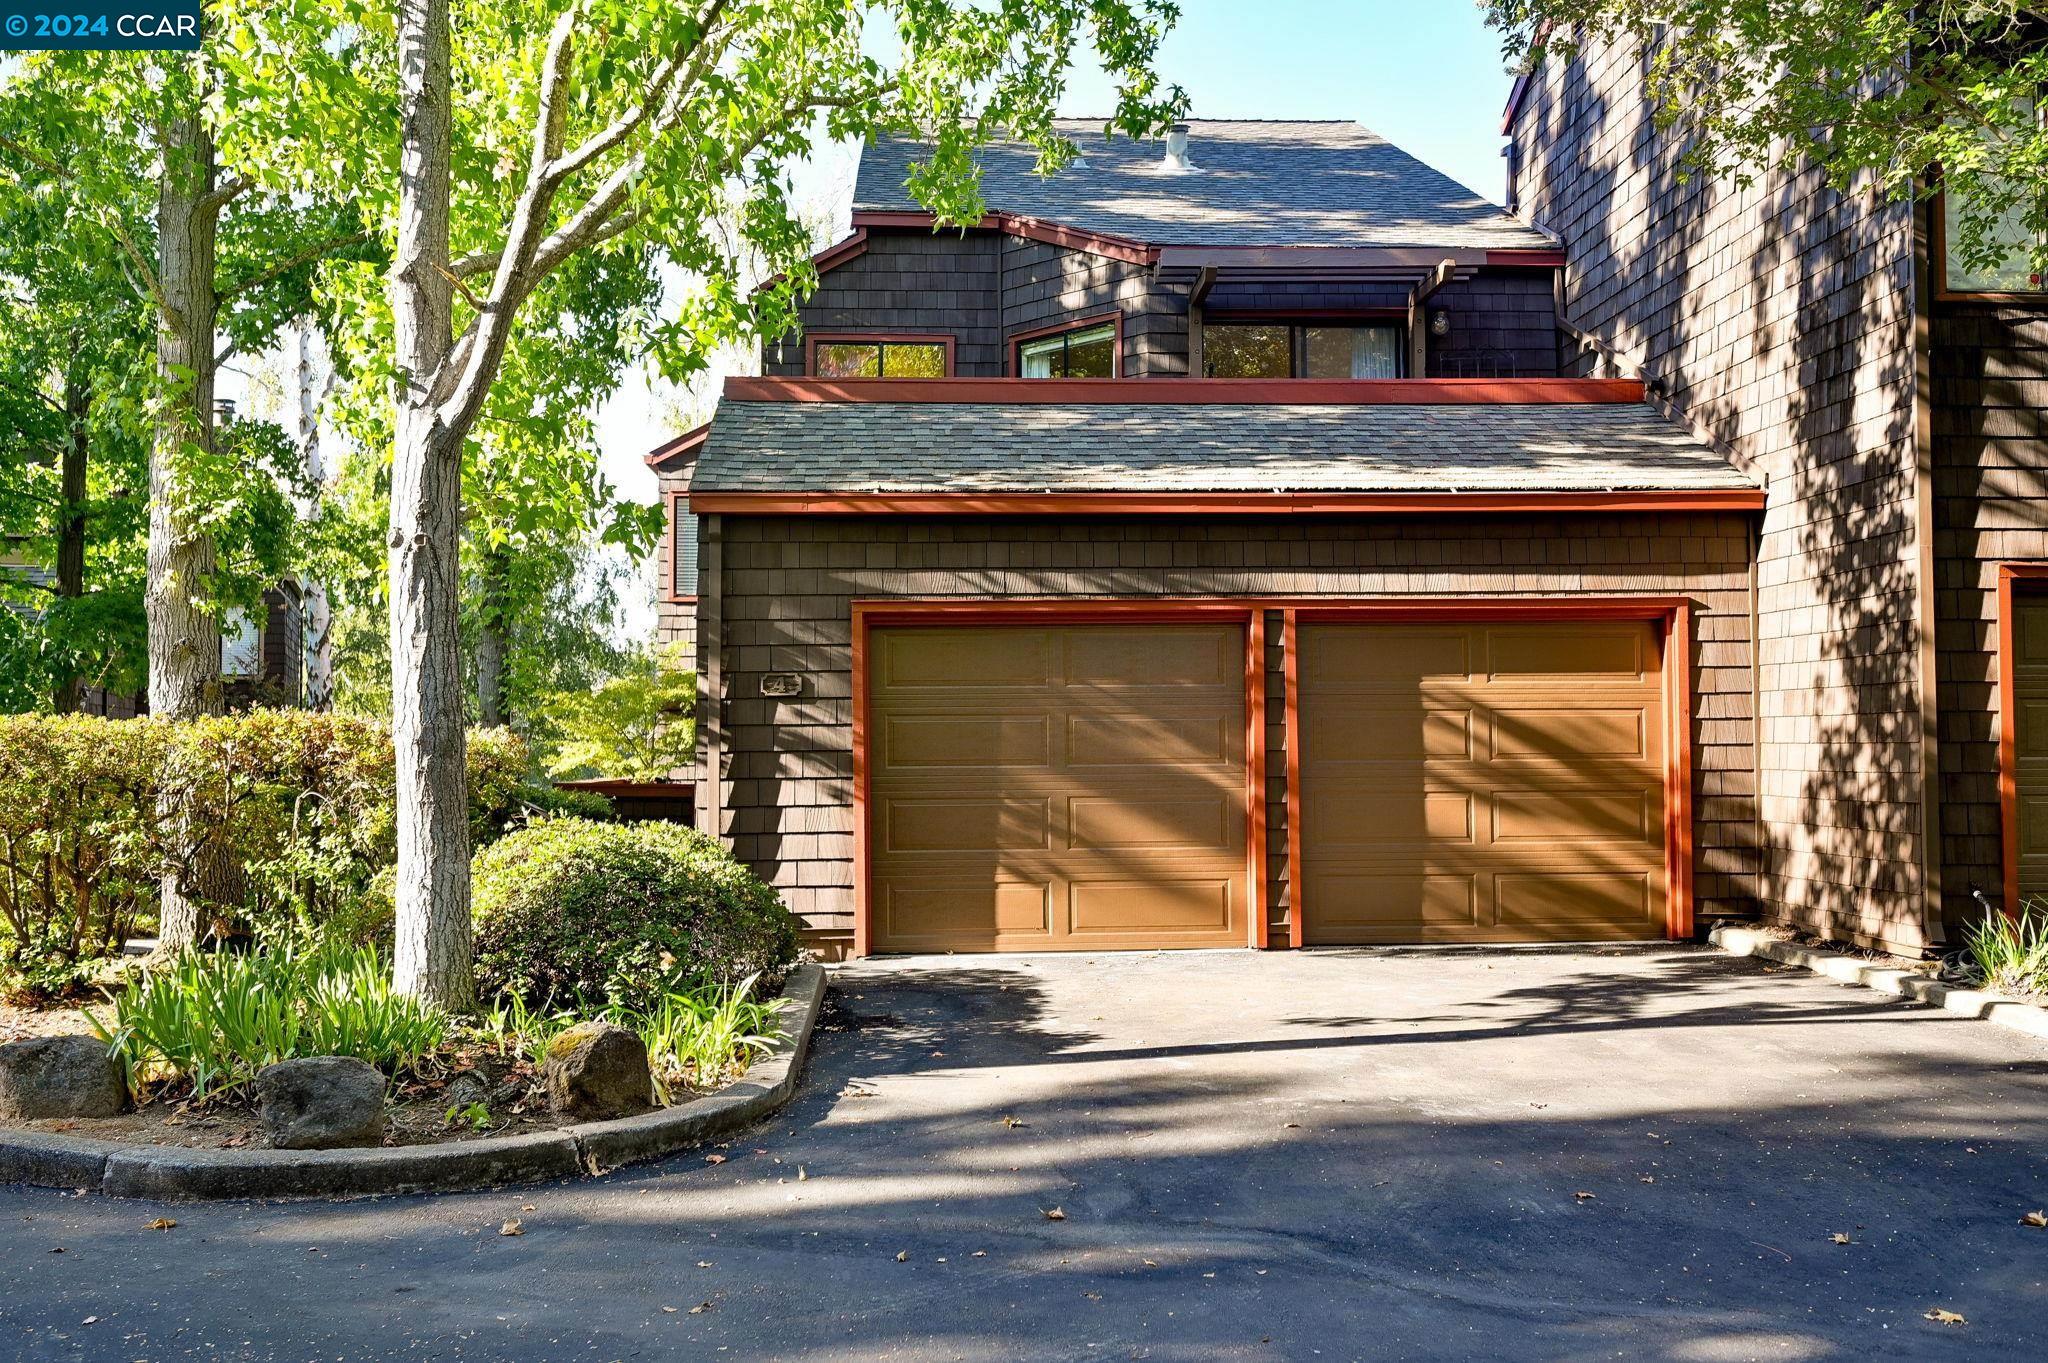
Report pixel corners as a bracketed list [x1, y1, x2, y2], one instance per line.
[1485, 1, 2048, 284]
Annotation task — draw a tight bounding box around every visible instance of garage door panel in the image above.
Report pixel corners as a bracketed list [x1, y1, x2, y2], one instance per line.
[1303, 873, 1479, 942]
[1486, 625, 1650, 680]
[1493, 788, 1656, 844]
[869, 620, 1248, 953]
[881, 714, 1050, 769]
[1069, 878, 1235, 936]
[882, 797, 1051, 854]
[1302, 626, 1470, 689]
[1067, 713, 1235, 767]
[878, 629, 1056, 689]
[1062, 626, 1239, 688]
[1307, 706, 1472, 761]
[1300, 619, 1669, 945]
[1068, 793, 1239, 852]
[882, 882, 1051, 944]
[1489, 707, 1649, 761]
[1297, 786, 1475, 846]
[1495, 872, 1656, 934]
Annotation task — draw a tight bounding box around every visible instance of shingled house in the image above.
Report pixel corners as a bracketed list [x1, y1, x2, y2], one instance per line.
[641, 117, 1789, 961]
[654, 91, 2048, 961]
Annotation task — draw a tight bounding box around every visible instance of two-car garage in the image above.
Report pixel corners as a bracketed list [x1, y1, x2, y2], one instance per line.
[859, 606, 1686, 954]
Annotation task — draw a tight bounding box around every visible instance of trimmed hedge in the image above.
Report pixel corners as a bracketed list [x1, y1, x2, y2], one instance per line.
[472, 817, 801, 1015]
[0, 711, 568, 992]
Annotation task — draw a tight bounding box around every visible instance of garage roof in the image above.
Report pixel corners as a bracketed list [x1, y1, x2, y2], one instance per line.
[690, 388, 1758, 498]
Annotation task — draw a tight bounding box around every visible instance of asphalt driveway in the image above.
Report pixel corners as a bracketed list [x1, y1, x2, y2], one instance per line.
[3, 945, 2046, 1361]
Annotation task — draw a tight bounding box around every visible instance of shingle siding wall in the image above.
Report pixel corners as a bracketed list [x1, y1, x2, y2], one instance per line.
[766, 229, 1005, 376]
[1513, 42, 1931, 949]
[1932, 303, 2048, 932]
[705, 512, 1756, 950]
[1427, 272, 1560, 379]
[1000, 237, 1189, 376]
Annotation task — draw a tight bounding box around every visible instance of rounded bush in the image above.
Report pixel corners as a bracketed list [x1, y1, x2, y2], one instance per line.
[471, 817, 801, 1013]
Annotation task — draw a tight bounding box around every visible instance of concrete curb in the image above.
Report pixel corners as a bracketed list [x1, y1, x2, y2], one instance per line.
[1, 962, 825, 1202]
[1711, 926, 2048, 1044]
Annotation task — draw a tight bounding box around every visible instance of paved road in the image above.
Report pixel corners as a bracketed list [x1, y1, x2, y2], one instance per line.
[3, 945, 2046, 1361]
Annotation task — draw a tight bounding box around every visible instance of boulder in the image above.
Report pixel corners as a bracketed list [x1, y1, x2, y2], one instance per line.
[0, 1034, 126, 1120]
[543, 1022, 654, 1120]
[253, 1056, 387, 1150]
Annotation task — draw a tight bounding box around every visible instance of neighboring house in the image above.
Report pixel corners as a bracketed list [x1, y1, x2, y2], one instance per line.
[1505, 38, 2048, 957]
[649, 117, 1797, 960]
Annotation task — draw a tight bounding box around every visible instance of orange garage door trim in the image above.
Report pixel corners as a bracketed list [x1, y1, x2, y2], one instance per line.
[856, 608, 1260, 954]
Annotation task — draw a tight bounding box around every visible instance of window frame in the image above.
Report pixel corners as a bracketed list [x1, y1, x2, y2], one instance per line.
[1201, 314, 1409, 379]
[805, 332, 957, 378]
[664, 489, 699, 605]
[1008, 312, 1124, 378]
[1933, 183, 2048, 306]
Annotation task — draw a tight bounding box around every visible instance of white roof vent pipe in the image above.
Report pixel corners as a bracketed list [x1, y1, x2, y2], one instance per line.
[1160, 123, 1199, 173]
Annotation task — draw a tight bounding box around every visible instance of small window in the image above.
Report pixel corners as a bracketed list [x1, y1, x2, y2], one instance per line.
[672, 500, 699, 598]
[1945, 186, 2048, 294]
[1018, 322, 1117, 377]
[811, 337, 949, 378]
[1205, 322, 1404, 378]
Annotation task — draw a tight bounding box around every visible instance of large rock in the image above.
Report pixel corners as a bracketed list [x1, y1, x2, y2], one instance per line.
[253, 1056, 387, 1150]
[0, 1035, 126, 1119]
[543, 1022, 654, 1120]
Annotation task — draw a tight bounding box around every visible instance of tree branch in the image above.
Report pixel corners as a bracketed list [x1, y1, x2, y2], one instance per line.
[218, 228, 374, 302]
[196, 174, 252, 216]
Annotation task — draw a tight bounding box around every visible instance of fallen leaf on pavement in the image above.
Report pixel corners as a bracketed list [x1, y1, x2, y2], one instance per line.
[2023, 1211, 2047, 1229]
[1042, 1207, 1067, 1221]
[1924, 1309, 1966, 1326]
[144, 1218, 176, 1231]
[797, 1166, 808, 1181]
[80, 1316, 97, 1325]
[661, 1306, 677, 1314]
[895, 1250, 909, 1262]
[1000, 1116, 1026, 1128]
[1573, 1192, 1596, 1202]
[704, 1154, 727, 1165]
[1283, 1122, 1300, 1129]
[696, 1260, 714, 1268]
[498, 1220, 523, 1237]
[1830, 1233, 1851, 1245]
[689, 1302, 713, 1315]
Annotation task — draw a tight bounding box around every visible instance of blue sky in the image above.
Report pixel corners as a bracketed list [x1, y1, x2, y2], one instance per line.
[1056, 1, 1517, 203]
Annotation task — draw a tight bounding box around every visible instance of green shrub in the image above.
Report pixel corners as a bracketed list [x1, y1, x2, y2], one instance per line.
[0, 711, 560, 977]
[1966, 902, 2048, 999]
[86, 941, 448, 1102]
[472, 817, 800, 1015]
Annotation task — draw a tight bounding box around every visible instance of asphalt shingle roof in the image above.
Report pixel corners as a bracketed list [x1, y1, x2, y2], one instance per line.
[692, 399, 1756, 495]
[853, 120, 1555, 251]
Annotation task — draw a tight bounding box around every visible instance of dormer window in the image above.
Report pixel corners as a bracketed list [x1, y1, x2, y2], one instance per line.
[1205, 322, 1404, 379]
[808, 333, 953, 378]
[1015, 318, 1119, 377]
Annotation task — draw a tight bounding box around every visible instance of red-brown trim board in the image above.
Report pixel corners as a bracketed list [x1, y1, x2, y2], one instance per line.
[692, 490, 1767, 517]
[1997, 563, 2048, 915]
[720, 375, 1647, 405]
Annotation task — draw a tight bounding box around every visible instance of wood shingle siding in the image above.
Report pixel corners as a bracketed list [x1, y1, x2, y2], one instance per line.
[1511, 39, 1934, 951]
[699, 512, 1755, 954]
[765, 230, 1005, 376]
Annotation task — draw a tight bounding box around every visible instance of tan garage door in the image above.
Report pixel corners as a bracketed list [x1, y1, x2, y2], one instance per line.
[1298, 619, 1668, 944]
[2011, 593, 2048, 902]
[866, 620, 1249, 953]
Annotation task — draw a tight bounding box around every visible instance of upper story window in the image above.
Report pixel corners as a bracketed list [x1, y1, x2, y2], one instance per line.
[1204, 322, 1404, 378]
[809, 334, 952, 378]
[1016, 320, 1118, 377]
[1940, 96, 2048, 297]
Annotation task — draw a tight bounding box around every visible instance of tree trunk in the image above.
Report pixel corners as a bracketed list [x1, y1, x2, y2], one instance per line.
[148, 108, 229, 957]
[390, 0, 476, 1012]
[475, 548, 510, 727]
[298, 326, 337, 711]
[51, 335, 90, 714]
